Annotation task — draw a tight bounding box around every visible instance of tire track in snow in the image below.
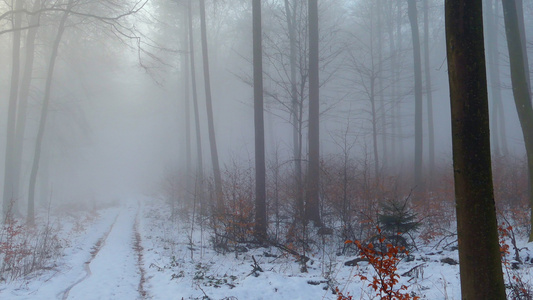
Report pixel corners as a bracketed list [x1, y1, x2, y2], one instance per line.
[58, 214, 119, 300]
[133, 209, 148, 298]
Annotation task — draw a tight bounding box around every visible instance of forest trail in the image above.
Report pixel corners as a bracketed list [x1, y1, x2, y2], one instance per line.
[59, 213, 118, 300]
[60, 204, 145, 300]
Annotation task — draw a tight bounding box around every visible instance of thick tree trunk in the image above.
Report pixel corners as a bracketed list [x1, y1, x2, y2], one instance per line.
[306, 0, 320, 226]
[253, 0, 267, 239]
[28, 0, 73, 225]
[445, 0, 506, 298]
[188, 0, 205, 213]
[423, 0, 435, 183]
[407, 0, 423, 191]
[199, 0, 223, 210]
[3, 0, 24, 219]
[502, 0, 533, 242]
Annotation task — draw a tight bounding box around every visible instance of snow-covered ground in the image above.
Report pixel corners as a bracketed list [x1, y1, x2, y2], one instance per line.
[1, 196, 532, 299]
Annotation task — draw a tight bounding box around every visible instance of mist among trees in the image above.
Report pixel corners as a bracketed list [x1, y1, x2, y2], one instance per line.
[2, 0, 533, 299]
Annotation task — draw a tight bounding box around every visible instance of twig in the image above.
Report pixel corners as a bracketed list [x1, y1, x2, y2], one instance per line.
[197, 284, 210, 299]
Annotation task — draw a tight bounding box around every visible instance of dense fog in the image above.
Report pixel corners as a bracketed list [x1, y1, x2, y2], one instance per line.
[0, 0, 532, 213]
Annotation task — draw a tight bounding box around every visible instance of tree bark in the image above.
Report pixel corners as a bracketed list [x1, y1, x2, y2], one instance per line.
[13, 0, 41, 210]
[407, 0, 423, 191]
[445, 0, 506, 298]
[306, 0, 320, 225]
[3, 0, 24, 219]
[183, 4, 192, 205]
[199, 0, 223, 210]
[502, 0, 533, 242]
[188, 0, 205, 213]
[253, 0, 267, 239]
[283, 0, 303, 219]
[423, 0, 435, 183]
[515, 0, 531, 94]
[387, 1, 396, 166]
[377, 0, 386, 172]
[28, 0, 74, 225]
[493, 0, 509, 156]
[371, 77, 379, 178]
[396, 2, 405, 162]
[485, 0, 502, 157]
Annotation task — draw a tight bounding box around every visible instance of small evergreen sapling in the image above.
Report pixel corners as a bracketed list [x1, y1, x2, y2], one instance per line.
[378, 198, 420, 249]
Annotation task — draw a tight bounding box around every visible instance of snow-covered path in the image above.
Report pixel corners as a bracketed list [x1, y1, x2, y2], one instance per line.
[62, 204, 144, 300]
[0, 203, 147, 300]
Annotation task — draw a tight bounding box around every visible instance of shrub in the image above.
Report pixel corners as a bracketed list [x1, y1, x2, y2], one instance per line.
[343, 227, 419, 300]
[0, 212, 61, 282]
[499, 223, 532, 299]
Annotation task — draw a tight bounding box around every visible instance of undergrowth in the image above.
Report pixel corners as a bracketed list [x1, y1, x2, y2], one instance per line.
[0, 210, 61, 282]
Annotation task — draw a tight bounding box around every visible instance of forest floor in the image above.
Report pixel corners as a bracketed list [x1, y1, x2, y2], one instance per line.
[1, 196, 533, 299]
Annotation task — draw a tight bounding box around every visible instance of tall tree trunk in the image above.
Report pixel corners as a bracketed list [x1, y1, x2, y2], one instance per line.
[423, 0, 435, 183]
[485, 0, 510, 158]
[28, 0, 74, 225]
[13, 0, 41, 207]
[494, 0, 509, 156]
[188, 0, 205, 213]
[485, 0, 501, 157]
[407, 0, 423, 191]
[515, 0, 531, 94]
[182, 5, 192, 206]
[445, 0, 506, 298]
[306, 0, 320, 226]
[3, 0, 24, 219]
[368, 4, 379, 179]
[396, 2, 405, 163]
[199, 0, 223, 209]
[284, 0, 303, 219]
[377, 0, 386, 172]
[253, 0, 267, 239]
[502, 0, 533, 242]
[387, 0, 396, 167]
[370, 77, 379, 178]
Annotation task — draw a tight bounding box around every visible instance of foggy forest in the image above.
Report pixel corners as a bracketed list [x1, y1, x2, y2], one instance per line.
[1, 0, 533, 299]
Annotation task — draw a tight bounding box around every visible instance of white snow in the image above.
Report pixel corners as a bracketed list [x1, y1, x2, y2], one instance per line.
[1, 196, 531, 300]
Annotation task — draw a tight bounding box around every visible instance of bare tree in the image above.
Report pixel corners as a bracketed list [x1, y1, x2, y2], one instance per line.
[21, 0, 149, 223]
[484, 0, 508, 157]
[502, 0, 533, 242]
[283, 0, 304, 218]
[345, 1, 387, 179]
[187, 0, 205, 214]
[182, 3, 192, 205]
[3, 0, 24, 219]
[407, 0, 423, 191]
[253, 0, 267, 239]
[199, 0, 223, 210]
[28, 0, 75, 225]
[12, 0, 42, 216]
[259, 0, 342, 221]
[306, 0, 320, 226]
[423, 0, 435, 182]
